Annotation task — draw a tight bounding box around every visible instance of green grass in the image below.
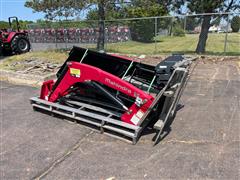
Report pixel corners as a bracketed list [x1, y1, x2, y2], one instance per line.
[106, 33, 240, 55]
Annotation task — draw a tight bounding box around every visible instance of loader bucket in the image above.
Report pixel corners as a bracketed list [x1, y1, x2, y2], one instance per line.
[30, 46, 195, 144]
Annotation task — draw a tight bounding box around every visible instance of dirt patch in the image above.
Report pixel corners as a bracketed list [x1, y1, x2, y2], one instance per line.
[113, 54, 239, 66]
[0, 50, 68, 74]
[0, 58, 60, 86]
[198, 55, 240, 65]
[0, 51, 67, 85]
[142, 55, 240, 65]
[6, 58, 61, 75]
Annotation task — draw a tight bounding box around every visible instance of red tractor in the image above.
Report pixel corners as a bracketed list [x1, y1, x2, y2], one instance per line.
[0, 17, 30, 55]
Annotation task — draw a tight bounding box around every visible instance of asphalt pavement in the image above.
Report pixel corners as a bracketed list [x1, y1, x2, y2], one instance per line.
[0, 60, 239, 179]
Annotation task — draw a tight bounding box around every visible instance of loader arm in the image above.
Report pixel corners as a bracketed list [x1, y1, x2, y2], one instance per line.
[48, 61, 153, 102]
[44, 62, 154, 125]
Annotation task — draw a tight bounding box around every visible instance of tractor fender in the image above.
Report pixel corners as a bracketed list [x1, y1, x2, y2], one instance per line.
[7, 32, 27, 43]
[6, 32, 16, 43]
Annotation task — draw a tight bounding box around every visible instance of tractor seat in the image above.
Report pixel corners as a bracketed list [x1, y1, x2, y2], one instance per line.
[7, 28, 14, 32]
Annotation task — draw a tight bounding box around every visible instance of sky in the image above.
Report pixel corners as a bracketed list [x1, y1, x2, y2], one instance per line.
[1, 0, 239, 22]
[0, 0, 45, 21]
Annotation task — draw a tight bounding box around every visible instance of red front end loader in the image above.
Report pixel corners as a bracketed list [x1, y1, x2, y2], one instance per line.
[30, 47, 194, 145]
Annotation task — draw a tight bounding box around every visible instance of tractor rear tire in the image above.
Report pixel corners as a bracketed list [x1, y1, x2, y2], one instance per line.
[11, 34, 30, 54]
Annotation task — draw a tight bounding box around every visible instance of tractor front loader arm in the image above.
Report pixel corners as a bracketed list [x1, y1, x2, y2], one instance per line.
[40, 61, 154, 125]
[46, 62, 153, 102]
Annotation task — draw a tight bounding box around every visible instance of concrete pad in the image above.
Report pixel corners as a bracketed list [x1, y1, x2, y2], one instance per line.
[0, 83, 91, 179]
[44, 133, 239, 179]
[0, 81, 15, 89]
[1, 60, 239, 179]
[43, 61, 240, 179]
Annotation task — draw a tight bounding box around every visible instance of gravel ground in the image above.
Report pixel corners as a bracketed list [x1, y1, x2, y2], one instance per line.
[0, 59, 239, 179]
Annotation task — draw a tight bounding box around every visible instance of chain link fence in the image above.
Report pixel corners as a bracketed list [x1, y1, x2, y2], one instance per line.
[28, 12, 240, 55]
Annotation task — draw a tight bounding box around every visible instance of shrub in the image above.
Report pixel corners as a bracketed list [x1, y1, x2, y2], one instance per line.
[129, 19, 155, 42]
[231, 16, 240, 32]
[126, 5, 166, 43]
[173, 27, 185, 37]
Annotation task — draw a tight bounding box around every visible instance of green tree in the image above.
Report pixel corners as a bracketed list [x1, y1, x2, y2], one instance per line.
[124, 1, 168, 42]
[172, 0, 239, 53]
[0, 21, 9, 29]
[86, 2, 123, 20]
[0, 20, 33, 30]
[25, 0, 85, 20]
[231, 16, 240, 32]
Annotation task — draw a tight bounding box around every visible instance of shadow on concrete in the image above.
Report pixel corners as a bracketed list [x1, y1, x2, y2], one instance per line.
[32, 101, 185, 145]
[151, 104, 185, 145]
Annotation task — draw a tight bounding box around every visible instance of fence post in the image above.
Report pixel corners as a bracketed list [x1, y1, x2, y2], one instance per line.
[55, 27, 58, 50]
[104, 20, 106, 52]
[155, 17, 158, 53]
[184, 15, 187, 33]
[65, 25, 67, 49]
[170, 16, 174, 36]
[224, 13, 230, 54]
